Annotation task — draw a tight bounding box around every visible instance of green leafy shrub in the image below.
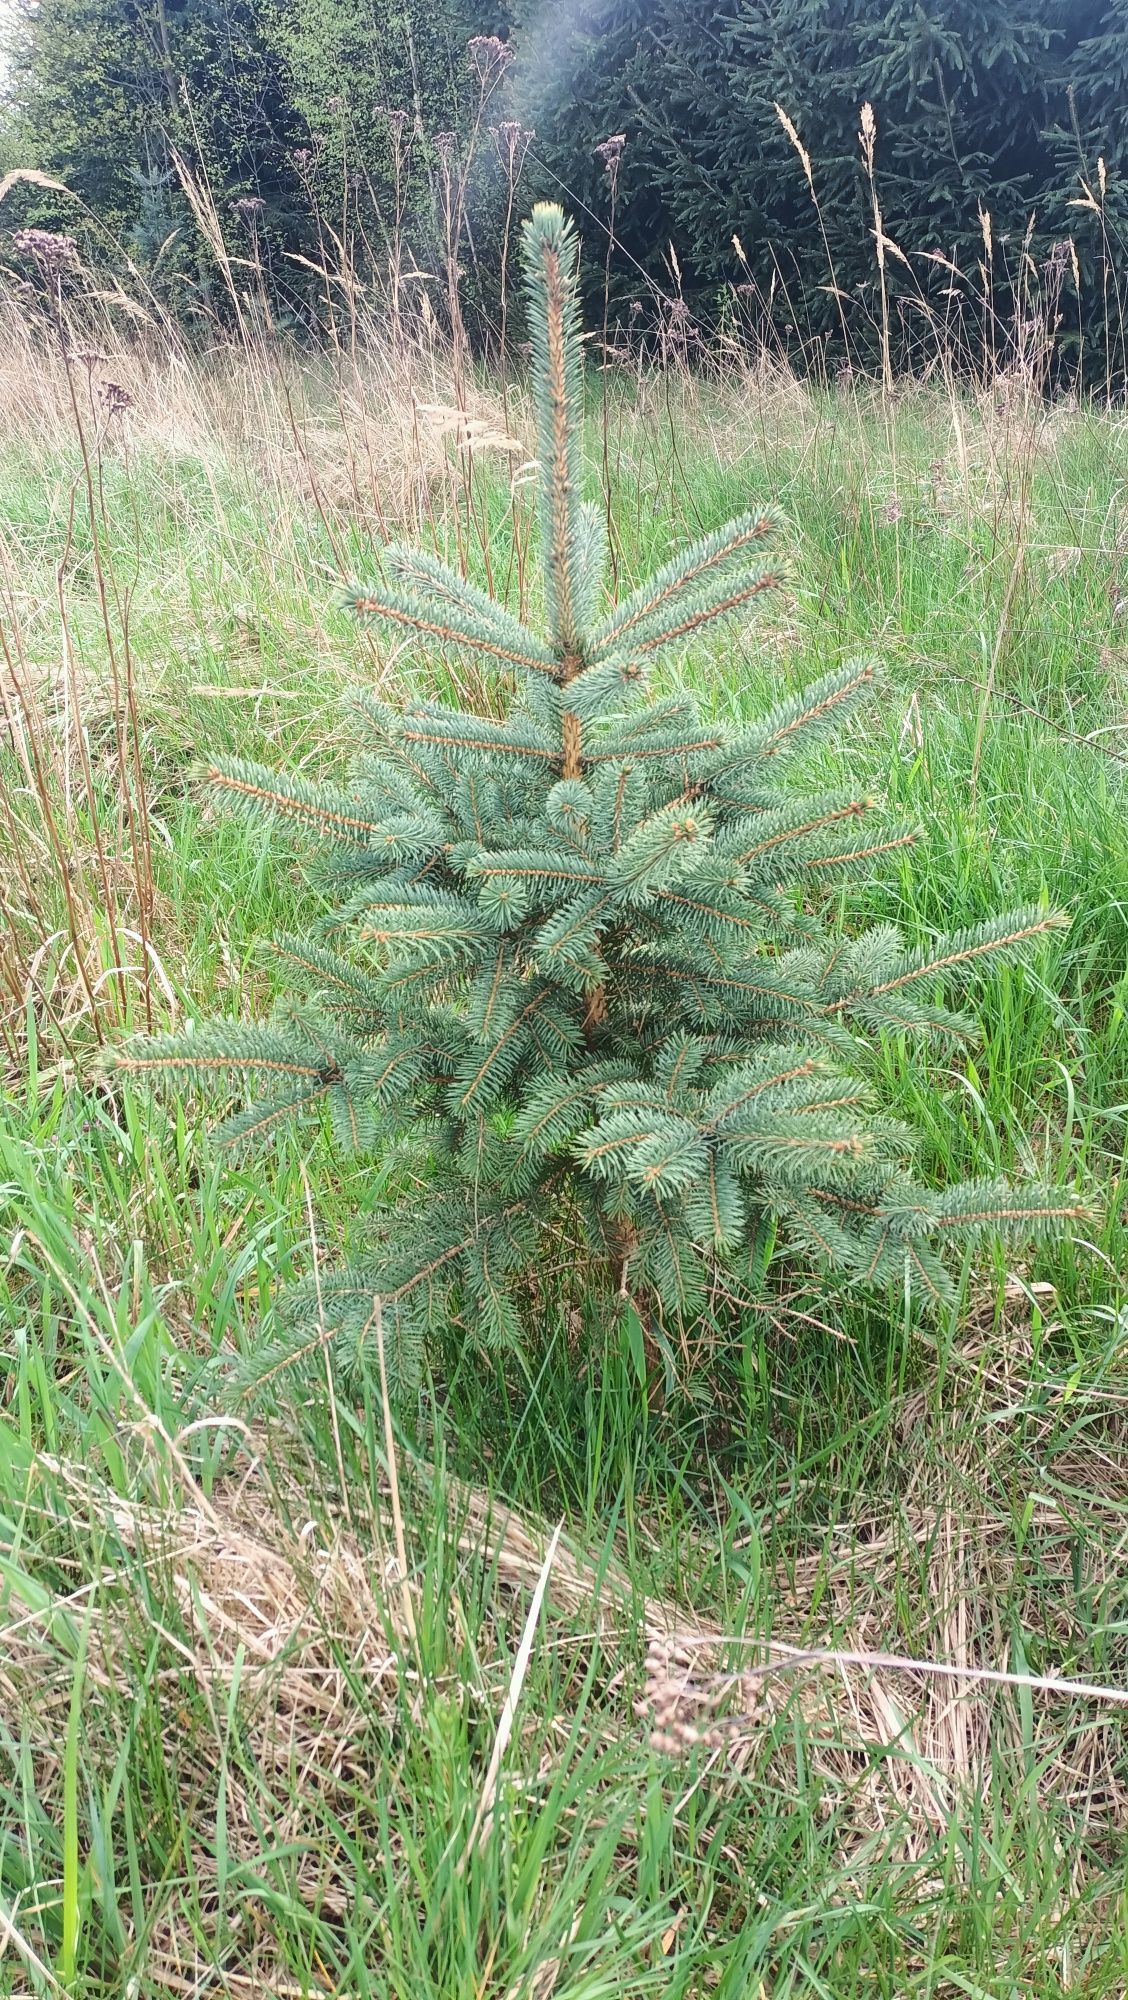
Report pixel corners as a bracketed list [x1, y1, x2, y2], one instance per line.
[118, 203, 1085, 1394]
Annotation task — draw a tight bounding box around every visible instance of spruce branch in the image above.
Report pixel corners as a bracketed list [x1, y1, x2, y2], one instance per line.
[826, 908, 1070, 1014]
[115, 1021, 339, 1085]
[399, 704, 561, 767]
[720, 795, 876, 868]
[590, 510, 783, 656]
[564, 656, 650, 722]
[586, 727, 728, 766]
[707, 658, 878, 788]
[342, 580, 560, 678]
[607, 561, 786, 661]
[268, 937, 388, 1013]
[199, 758, 446, 854]
[465, 848, 605, 890]
[214, 1083, 337, 1150]
[521, 204, 587, 658]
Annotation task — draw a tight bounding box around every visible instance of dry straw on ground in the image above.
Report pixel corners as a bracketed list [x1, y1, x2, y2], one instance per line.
[6, 1308, 1127, 1994]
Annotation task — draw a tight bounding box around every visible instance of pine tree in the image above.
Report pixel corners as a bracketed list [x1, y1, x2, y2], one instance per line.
[116, 202, 1085, 1396]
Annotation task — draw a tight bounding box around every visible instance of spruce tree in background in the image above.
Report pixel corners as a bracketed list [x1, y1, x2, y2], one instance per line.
[515, 0, 1121, 363]
[1047, 0, 1128, 233]
[117, 203, 1084, 1394]
[7, 0, 1128, 367]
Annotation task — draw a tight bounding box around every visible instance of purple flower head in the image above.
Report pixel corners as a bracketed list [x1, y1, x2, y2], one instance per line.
[491, 121, 533, 172]
[13, 228, 78, 277]
[468, 34, 513, 82]
[99, 380, 133, 417]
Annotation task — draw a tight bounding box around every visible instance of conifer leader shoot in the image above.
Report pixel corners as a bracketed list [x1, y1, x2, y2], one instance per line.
[117, 204, 1087, 1391]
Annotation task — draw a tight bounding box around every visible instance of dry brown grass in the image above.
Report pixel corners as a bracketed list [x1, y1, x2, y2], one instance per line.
[0, 278, 529, 1070]
[7, 1309, 1127, 1994]
[0, 287, 523, 538]
[641, 1312, 1128, 1897]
